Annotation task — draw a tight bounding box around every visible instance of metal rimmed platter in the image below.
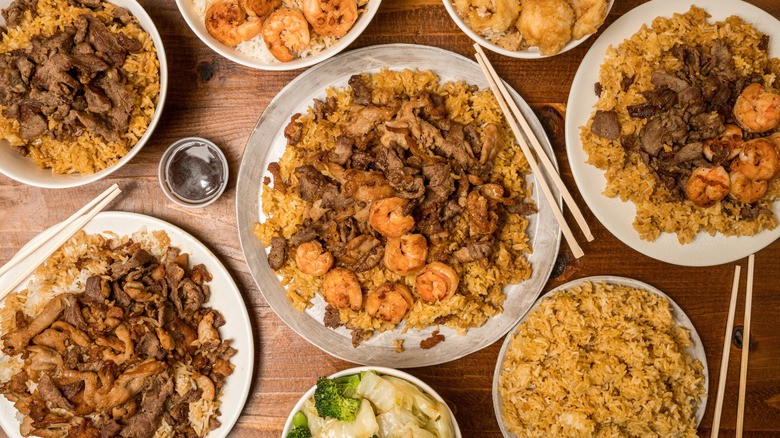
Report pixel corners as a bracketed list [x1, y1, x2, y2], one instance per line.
[0, 212, 254, 438]
[492, 275, 709, 437]
[236, 44, 562, 367]
[564, 0, 780, 266]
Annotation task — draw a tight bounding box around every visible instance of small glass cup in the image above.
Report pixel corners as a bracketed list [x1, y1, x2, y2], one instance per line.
[158, 137, 229, 208]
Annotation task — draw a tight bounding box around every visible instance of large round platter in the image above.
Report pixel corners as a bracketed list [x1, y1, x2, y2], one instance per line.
[0, 0, 168, 188]
[441, 0, 614, 59]
[492, 275, 709, 437]
[0, 211, 253, 438]
[564, 0, 780, 266]
[236, 44, 562, 367]
[175, 0, 381, 71]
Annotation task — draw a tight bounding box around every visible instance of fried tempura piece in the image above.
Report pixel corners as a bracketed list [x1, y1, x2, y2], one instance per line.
[517, 0, 574, 56]
[569, 0, 609, 39]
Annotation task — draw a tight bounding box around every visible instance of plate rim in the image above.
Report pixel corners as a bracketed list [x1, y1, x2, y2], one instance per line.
[563, 0, 780, 266]
[491, 274, 710, 438]
[235, 43, 562, 367]
[0, 211, 254, 438]
[0, 0, 168, 189]
[173, 0, 381, 71]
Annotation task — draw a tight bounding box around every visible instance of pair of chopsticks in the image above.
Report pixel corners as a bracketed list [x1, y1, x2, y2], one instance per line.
[710, 254, 755, 438]
[0, 184, 122, 301]
[472, 44, 593, 258]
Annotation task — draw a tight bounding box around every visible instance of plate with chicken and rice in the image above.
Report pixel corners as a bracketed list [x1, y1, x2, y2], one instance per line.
[0, 0, 166, 188]
[566, 0, 780, 266]
[0, 212, 253, 438]
[236, 44, 562, 367]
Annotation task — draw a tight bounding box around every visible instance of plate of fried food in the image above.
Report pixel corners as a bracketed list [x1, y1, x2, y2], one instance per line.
[566, 0, 780, 266]
[0, 0, 167, 188]
[0, 211, 253, 438]
[442, 0, 613, 58]
[175, 0, 380, 70]
[493, 276, 708, 437]
[236, 44, 561, 367]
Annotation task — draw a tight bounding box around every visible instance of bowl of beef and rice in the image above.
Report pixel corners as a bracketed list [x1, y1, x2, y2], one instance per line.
[0, 0, 167, 188]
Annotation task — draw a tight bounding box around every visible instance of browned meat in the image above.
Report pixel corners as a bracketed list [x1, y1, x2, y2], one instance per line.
[350, 328, 372, 347]
[639, 117, 666, 156]
[452, 241, 493, 263]
[84, 275, 106, 304]
[621, 74, 636, 91]
[62, 299, 88, 330]
[37, 373, 73, 410]
[689, 112, 724, 141]
[348, 74, 371, 106]
[295, 165, 333, 202]
[94, 72, 133, 128]
[590, 110, 621, 139]
[14, 56, 34, 83]
[329, 136, 353, 165]
[671, 142, 703, 164]
[112, 6, 134, 24]
[284, 113, 303, 145]
[1, 0, 37, 27]
[119, 377, 173, 438]
[136, 332, 165, 359]
[116, 33, 142, 53]
[84, 84, 112, 113]
[74, 111, 116, 142]
[594, 81, 602, 97]
[75, 0, 101, 7]
[312, 95, 337, 122]
[651, 69, 689, 92]
[422, 163, 455, 199]
[111, 249, 156, 280]
[173, 279, 205, 320]
[19, 112, 47, 139]
[323, 304, 341, 329]
[289, 226, 317, 246]
[710, 39, 736, 81]
[268, 236, 287, 270]
[420, 330, 445, 349]
[437, 122, 475, 168]
[83, 15, 126, 66]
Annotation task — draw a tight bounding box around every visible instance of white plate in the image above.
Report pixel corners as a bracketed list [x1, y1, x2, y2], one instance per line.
[0, 211, 253, 438]
[174, 0, 381, 71]
[281, 366, 462, 438]
[236, 44, 562, 367]
[564, 0, 780, 266]
[492, 275, 709, 437]
[441, 0, 614, 59]
[0, 0, 168, 188]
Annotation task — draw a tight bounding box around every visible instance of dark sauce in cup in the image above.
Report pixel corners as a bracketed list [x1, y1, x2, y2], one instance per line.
[160, 138, 228, 207]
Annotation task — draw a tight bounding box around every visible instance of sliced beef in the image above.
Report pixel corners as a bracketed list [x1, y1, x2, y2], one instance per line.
[268, 237, 287, 270]
[84, 84, 112, 113]
[111, 249, 155, 280]
[75, 111, 119, 142]
[348, 74, 371, 106]
[689, 112, 724, 141]
[651, 69, 689, 92]
[288, 226, 317, 246]
[294, 165, 332, 202]
[19, 112, 47, 139]
[671, 142, 703, 164]
[62, 299, 88, 330]
[83, 15, 126, 66]
[37, 373, 73, 410]
[119, 377, 173, 438]
[639, 117, 666, 156]
[94, 72, 133, 129]
[14, 56, 35, 83]
[1, 0, 37, 27]
[136, 332, 165, 359]
[323, 305, 341, 329]
[711, 39, 736, 81]
[452, 241, 493, 263]
[116, 33, 142, 53]
[284, 114, 303, 145]
[329, 136, 353, 165]
[422, 163, 455, 199]
[84, 275, 106, 304]
[590, 110, 621, 139]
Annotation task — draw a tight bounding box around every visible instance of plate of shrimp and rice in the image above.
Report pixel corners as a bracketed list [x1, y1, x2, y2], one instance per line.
[236, 44, 562, 367]
[175, 0, 380, 70]
[566, 0, 780, 266]
[0, 212, 254, 438]
[442, 0, 614, 58]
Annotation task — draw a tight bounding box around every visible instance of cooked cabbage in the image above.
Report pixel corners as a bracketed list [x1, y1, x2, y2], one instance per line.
[316, 398, 379, 438]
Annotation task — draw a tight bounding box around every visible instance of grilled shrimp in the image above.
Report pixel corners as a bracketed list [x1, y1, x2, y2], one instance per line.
[205, 0, 263, 46]
[703, 124, 743, 161]
[414, 262, 459, 303]
[302, 0, 358, 37]
[730, 137, 779, 181]
[733, 83, 780, 133]
[729, 170, 767, 204]
[384, 234, 428, 276]
[295, 241, 333, 276]
[365, 282, 414, 324]
[322, 267, 363, 310]
[240, 0, 279, 17]
[685, 166, 730, 208]
[261, 8, 310, 62]
[369, 197, 415, 238]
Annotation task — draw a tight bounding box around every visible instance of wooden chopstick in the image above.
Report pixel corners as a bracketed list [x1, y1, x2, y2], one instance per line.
[473, 44, 594, 243]
[473, 49, 585, 258]
[736, 253, 755, 437]
[0, 184, 120, 278]
[0, 185, 121, 301]
[710, 264, 742, 438]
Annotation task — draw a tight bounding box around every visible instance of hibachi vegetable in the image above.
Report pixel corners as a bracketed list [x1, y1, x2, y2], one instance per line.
[314, 374, 363, 422]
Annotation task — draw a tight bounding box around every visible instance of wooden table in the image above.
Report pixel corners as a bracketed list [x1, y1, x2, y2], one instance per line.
[2, 0, 780, 436]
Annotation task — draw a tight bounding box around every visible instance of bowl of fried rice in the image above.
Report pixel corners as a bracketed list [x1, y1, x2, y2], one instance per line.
[0, 0, 167, 188]
[493, 276, 708, 437]
[442, 0, 613, 58]
[175, 0, 380, 70]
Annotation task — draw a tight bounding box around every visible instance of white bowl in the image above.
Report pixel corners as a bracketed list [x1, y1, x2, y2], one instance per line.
[441, 0, 614, 58]
[281, 366, 463, 437]
[0, 0, 168, 188]
[174, 0, 381, 71]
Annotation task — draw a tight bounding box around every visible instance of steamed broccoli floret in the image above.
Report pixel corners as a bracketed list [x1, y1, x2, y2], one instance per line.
[285, 427, 311, 438]
[314, 374, 362, 422]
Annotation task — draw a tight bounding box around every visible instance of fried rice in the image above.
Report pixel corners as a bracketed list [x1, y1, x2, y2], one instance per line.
[498, 281, 706, 437]
[253, 68, 535, 338]
[580, 6, 780, 243]
[0, 0, 160, 175]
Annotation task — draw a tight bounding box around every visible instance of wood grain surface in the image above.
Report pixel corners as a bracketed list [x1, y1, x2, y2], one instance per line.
[2, 0, 780, 437]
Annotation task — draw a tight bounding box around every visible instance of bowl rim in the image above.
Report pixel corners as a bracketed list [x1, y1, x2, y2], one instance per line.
[440, 0, 614, 59]
[173, 0, 382, 71]
[0, 0, 168, 189]
[280, 366, 463, 438]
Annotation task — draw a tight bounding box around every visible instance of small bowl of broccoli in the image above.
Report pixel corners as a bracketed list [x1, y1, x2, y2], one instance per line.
[282, 366, 461, 438]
